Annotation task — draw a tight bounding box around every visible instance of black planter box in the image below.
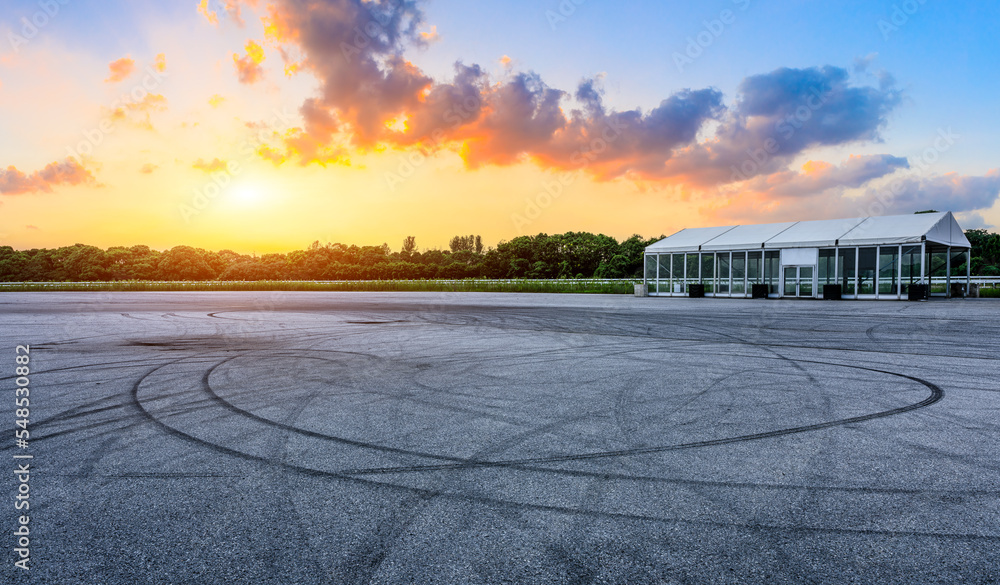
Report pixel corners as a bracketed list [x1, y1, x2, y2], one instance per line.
[688, 284, 705, 298]
[908, 284, 929, 301]
[950, 283, 966, 298]
[823, 284, 842, 300]
[751, 284, 769, 299]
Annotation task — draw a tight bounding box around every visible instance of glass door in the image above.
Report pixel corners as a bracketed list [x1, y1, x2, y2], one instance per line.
[799, 266, 813, 296]
[782, 266, 815, 297]
[784, 267, 798, 296]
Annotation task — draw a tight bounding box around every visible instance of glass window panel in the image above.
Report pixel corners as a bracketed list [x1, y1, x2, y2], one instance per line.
[657, 254, 671, 292]
[657, 254, 671, 278]
[878, 247, 899, 295]
[686, 253, 700, 292]
[858, 247, 877, 295]
[929, 250, 948, 293]
[672, 254, 685, 293]
[731, 252, 746, 294]
[645, 255, 657, 281]
[701, 254, 715, 293]
[838, 248, 856, 295]
[929, 251, 948, 277]
[747, 252, 762, 285]
[818, 248, 836, 295]
[950, 249, 969, 296]
[901, 245, 920, 294]
[717, 253, 730, 294]
[764, 251, 780, 293]
[950, 249, 968, 277]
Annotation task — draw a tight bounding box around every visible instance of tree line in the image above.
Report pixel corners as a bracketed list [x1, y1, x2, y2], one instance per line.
[964, 229, 1000, 276]
[2, 228, 997, 282]
[0, 232, 661, 282]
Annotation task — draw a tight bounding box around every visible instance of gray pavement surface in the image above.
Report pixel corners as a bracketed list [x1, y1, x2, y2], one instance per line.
[0, 292, 998, 584]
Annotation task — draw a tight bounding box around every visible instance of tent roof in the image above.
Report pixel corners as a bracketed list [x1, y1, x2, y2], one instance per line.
[645, 225, 736, 253]
[645, 212, 971, 253]
[838, 212, 971, 247]
[700, 221, 797, 251]
[764, 217, 868, 248]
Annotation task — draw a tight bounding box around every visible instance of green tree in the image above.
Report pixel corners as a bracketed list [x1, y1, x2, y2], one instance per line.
[0, 230, 667, 282]
[156, 246, 217, 280]
[0, 247, 28, 282]
[595, 254, 630, 278]
[966, 228, 1000, 275]
[449, 235, 479, 253]
[64, 244, 110, 281]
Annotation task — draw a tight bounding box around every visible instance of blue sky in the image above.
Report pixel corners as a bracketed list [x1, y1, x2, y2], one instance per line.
[412, 0, 999, 166]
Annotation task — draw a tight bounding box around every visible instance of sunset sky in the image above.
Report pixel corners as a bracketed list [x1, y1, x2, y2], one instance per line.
[1, 0, 998, 253]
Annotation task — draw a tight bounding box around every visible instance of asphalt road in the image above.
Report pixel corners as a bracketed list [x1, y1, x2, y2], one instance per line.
[1, 292, 998, 584]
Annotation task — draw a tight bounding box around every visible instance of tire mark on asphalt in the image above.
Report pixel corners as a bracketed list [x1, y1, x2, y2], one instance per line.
[333, 362, 943, 476]
[50, 308, 987, 544]
[268, 386, 329, 581]
[135, 348, 945, 480]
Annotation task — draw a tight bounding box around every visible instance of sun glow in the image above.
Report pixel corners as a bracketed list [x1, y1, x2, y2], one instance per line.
[385, 115, 409, 133]
[231, 183, 264, 205]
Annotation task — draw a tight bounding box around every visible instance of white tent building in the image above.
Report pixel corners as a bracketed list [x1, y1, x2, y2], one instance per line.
[643, 212, 972, 299]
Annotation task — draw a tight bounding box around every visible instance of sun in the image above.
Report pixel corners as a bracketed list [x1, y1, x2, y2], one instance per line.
[231, 183, 263, 205]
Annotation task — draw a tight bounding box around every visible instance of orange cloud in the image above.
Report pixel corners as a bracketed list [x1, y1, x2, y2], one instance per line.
[420, 26, 440, 43]
[192, 158, 228, 172]
[278, 47, 301, 77]
[130, 93, 168, 112]
[105, 56, 136, 83]
[281, 129, 351, 167]
[198, 0, 218, 25]
[244, 39, 264, 63]
[154, 53, 167, 72]
[109, 93, 168, 130]
[200, 0, 258, 28]
[707, 154, 912, 223]
[262, 3, 296, 43]
[214, 0, 912, 200]
[233, 40, 265, 84]
[801, 160, 833, 176]
[140, 163, 158, 174]
[0, 159, 96, 195]
[258, 145, 286, 166]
